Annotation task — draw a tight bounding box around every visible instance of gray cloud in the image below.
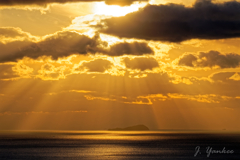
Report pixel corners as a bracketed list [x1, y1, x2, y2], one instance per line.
[123, 57, 159, 71]
[98, 0, 240, 42]
[0, 0, 147, 6]
[0, 41, 33, 59]
[0, 29, 154, 62]
[108, 42, 153, 56]
[0, 31, 106, 62]
[80, 59, 113, 72]
[177, 51, 240, 68]
[178, 54, 197, 67]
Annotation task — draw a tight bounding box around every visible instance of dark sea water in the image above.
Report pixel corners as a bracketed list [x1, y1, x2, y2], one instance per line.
[0, 131, 239, 160]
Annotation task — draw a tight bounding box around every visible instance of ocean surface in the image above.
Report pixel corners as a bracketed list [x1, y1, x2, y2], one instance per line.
[0, 131, 239, 160]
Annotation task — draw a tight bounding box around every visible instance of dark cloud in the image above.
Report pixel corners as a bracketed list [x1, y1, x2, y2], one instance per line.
[0, 0, 147, 6]
[0, 41, 33, 59]
[79, 59, 113, 72]
[109, 42, 153, 56]
[0, 30, 154, 62]
[0, 31, 107, 62]
[123, 57, 159, 71]
[177, 51, 240, 68]
[98, 0, 240, 42]
[178, 54, 197, 67]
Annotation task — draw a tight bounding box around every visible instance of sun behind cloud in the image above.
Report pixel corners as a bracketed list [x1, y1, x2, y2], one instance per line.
[93, 2, 146, 17]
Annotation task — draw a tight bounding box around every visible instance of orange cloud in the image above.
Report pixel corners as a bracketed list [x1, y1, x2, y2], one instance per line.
[84, 95, 117, 101]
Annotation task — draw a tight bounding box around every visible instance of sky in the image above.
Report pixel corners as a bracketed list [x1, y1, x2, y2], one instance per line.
[1, 0, 240, 131]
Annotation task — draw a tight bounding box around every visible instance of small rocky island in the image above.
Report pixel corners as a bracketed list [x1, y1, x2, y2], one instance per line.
[108, 125, 149, 131]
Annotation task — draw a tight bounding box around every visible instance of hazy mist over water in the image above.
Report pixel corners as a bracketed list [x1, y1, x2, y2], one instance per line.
[0, 131, 239, 160]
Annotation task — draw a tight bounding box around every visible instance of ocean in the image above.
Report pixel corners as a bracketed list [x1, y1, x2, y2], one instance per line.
[0, 131, 239, 160]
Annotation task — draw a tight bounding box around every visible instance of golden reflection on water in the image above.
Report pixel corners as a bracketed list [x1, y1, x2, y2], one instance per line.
[0, 130, 205, 140]
[0, 131, 239, 159]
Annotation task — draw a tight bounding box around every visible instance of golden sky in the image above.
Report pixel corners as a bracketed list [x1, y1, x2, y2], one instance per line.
[1, 0, 240, 131]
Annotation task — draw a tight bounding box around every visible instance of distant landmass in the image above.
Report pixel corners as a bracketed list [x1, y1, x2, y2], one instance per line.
[108, 125, 149, 131]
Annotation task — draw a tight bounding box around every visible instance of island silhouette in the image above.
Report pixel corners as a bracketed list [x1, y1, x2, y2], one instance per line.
[108, 124, 149, 131]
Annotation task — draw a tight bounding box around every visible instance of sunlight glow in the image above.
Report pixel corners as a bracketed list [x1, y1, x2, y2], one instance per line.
[93, 2, 146, 17]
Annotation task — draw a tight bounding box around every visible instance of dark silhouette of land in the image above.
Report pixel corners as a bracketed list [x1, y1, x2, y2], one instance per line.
[108, 125, 149, 131]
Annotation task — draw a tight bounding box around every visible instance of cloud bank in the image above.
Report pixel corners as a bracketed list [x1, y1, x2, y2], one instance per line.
[98, 0, 240, 42]
[0, 29, 153, 62]
[0, 31, 105, 62]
